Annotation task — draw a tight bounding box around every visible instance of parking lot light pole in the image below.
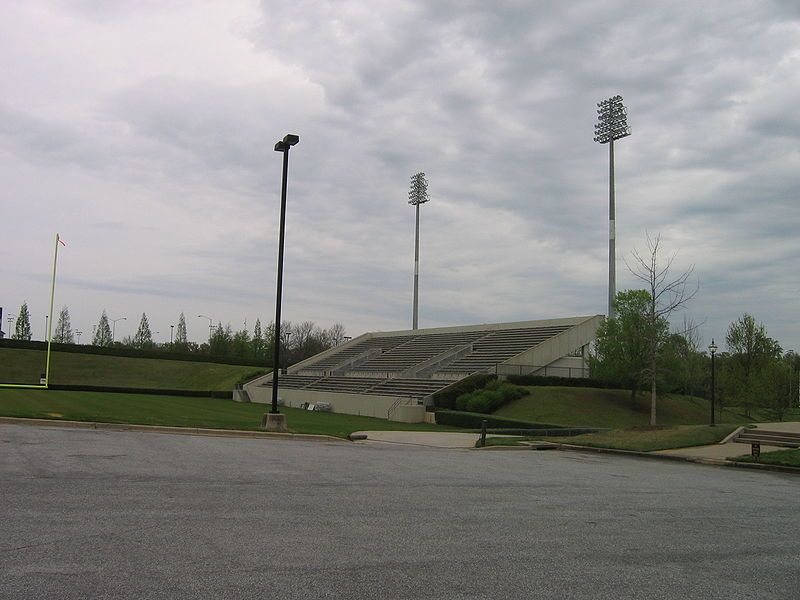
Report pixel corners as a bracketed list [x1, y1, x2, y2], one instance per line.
[110, 317, 126, 343]
[266, 133, 299, 431]
[708, 339, 717, 426]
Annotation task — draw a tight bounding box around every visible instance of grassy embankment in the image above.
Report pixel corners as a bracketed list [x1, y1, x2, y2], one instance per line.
[731, 448, 800, 467]
[0, 347, 263, 390]
[483, 425, 737, 451]
[494, 386, 756, 428]
[0, 388, 457, 438]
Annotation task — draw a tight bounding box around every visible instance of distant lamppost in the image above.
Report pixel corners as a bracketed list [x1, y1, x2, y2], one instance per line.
[708, 339, 717, 426]
[45, 315, 49, 341]
[594, 95, 631, 319]
[170, 324, 175, 348]
[197, 315, 214, 342]
[408, 172, 430, 330]
[110, 317, 127, 343]
[267, 133, 299, 431]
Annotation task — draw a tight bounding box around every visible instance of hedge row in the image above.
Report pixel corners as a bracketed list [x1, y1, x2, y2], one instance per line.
[505, 374, 612, 389]
[431, 373, 496, 409]
[43, 383, 234, 399]
[0, 339, 266, 367]
[484, 427, 605, 437]
[453, 380, 526, 414]
[434, 410, 564, 429]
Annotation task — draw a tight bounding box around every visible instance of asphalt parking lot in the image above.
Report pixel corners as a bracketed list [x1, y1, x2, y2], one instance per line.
[1, 424, 798, 599]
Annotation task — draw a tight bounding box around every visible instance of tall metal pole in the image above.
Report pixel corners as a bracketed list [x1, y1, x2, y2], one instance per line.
[595, 95, 630, 320]
[608, 138, 616, 319]
[710, 348, 716, 426]
[44, 233, 60, 386]
[408, 172, 429, 330]
[413, 201, 420, 330]
[271, 147, 290, 414]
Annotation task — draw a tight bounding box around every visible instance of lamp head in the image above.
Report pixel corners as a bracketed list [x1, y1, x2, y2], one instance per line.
[708, 339, 718, 354]
[274, 134, 299, 152]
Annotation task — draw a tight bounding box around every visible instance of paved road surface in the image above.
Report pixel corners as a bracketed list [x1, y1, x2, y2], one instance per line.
[1, 424, 798, 599]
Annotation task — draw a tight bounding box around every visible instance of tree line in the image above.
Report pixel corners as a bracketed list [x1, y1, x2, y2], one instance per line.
[589, 234, 798, 423]
[7, 302, 347, 366]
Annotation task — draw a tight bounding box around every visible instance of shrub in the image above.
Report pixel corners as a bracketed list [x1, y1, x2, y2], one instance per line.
[434, 410, 564, 429]
[454, 383, 526, 414]
[506, 374, 610, 388]
[432, 373, 496, 409]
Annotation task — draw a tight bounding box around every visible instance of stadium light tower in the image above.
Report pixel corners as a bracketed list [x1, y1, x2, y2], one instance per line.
[594, 95, 631, 320]
[408, 172, 430, 330]
[266, 133, 299, 432]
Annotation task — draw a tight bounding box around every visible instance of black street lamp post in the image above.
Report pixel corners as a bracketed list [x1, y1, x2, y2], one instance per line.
[266, 134, 299, 431]
[708, 339, 717, 426]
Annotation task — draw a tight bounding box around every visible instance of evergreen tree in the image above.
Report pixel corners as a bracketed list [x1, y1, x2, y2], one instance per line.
[14, 302, 32, 341]
[133, 313, 154, 349]
[54, 306, 74, 344]
[252, 318, 265, 360]
[174, 312, 188, 352]
[93, 310, 113, 347]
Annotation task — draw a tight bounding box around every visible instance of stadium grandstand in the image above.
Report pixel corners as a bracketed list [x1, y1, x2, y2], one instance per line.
[240, 315, 602, 423]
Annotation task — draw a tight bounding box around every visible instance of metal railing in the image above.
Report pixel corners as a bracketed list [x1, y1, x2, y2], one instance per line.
[496, 364, 591, 378]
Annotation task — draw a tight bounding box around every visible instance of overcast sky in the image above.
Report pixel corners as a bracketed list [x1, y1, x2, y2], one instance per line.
[1, 0, 798, 351]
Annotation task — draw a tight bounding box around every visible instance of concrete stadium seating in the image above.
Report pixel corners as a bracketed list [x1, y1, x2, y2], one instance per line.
[243, 315, 603, 421]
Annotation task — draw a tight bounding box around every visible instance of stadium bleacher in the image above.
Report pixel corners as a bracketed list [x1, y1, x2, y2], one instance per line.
[248, 316, 602, 409]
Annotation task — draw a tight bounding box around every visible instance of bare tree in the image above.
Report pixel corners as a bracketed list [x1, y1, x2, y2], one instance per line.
[626, 232, 698, 425]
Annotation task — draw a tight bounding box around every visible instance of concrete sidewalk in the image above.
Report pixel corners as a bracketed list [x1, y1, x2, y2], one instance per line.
[351, 431, 511, 448]
[656, 422, 800, 461]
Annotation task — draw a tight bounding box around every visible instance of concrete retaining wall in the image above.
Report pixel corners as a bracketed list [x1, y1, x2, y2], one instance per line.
[245, 384, 423, 422]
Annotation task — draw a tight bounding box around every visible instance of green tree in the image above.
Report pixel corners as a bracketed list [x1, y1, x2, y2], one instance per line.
[231, 326, 251, 359]
[93, 311, 113, 347]
[209, 323, 233, 357]
[54, 306, 74, 344]
[723, 314, 782, 414]
[133, 313, 154, 349]
[174, 312, 188, 352]
[13, 302, 32, 341]
[626, 233, 696, 425]
[252, 318, 265, 360]
[589, 290, 653, 404]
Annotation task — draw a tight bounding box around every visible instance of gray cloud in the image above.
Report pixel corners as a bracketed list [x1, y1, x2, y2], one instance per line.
[1, 0, 798, 350]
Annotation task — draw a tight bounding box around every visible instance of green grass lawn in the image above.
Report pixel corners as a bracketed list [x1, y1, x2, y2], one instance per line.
[537, 424, 737, 452]
[483, 424, 736, 451]
[493, 386, 753, 428]
[731, 448, 800, 468]
[0, 348, 264, 390]
[0, 388, 457, 438]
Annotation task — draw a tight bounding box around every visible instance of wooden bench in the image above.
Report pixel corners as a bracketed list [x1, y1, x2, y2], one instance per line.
[733, 429, 800, 458]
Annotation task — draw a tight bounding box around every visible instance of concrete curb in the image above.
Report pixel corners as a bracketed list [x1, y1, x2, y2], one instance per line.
[0, 416, 348, 443]
[552, 442, 800, 475]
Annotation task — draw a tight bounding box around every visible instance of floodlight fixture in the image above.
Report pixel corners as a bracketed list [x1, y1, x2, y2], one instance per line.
[594, 94, 631, 320]
[594, 95, 631, 144]
[408, 172, 430, 206]
[408, 172, 429, 330]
